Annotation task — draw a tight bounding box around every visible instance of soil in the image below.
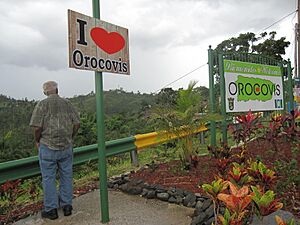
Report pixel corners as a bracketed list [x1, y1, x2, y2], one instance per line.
[129, 138, 300, 219]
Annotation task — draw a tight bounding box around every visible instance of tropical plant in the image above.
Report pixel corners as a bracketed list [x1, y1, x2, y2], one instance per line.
[208, 143, 232, 159]
[248, 161, 276, 190]
[282, 110, 300, 142]
[202, 178, 228, 200]
[202, 178, 228, 224]
[216, 208, 244, 225]
[0, 179, 24, 222]
[251, 186, 283, 218]
[228, 163, 252, 187]
[229, 111, 262, 156]
[217, 182, 253, 224]
[152, 81, 218, 168]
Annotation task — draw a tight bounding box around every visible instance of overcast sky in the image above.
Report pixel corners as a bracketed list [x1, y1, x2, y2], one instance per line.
[0, 0, 297, 100]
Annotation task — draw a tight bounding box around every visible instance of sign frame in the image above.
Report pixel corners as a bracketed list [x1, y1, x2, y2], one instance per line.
[68, 9, 130, 75]
[223, 59, 284, 113]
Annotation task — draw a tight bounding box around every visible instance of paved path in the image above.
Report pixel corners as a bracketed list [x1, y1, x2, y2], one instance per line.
[14, 190, 193, 225]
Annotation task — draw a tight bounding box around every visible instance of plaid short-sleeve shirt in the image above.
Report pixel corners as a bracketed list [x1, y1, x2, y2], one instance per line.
[30, 94, 80, 150]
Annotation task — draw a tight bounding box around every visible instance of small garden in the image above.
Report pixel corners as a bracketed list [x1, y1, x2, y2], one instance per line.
[130, 110, 300, 224]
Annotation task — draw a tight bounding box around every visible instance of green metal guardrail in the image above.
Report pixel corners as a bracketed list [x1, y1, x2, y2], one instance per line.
[0, 137, 136, 184]
[0, 122, 233, 184]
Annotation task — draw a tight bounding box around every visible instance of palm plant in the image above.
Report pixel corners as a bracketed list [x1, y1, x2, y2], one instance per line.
[151, 81, 218, 168]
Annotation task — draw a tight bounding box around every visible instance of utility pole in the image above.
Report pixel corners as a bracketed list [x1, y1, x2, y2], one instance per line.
[297, 0, 300, 80]
[295, 23, 298, 80]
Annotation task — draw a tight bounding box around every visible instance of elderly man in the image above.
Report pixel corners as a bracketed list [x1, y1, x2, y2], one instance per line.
[30, 81, 80, 220]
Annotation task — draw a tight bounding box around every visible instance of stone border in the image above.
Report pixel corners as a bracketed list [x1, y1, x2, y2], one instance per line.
[107, 174, 217, 225]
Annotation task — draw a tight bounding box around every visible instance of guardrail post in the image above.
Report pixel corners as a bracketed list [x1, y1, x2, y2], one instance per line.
[199, 131, 205, 144]
[287, 60, 294, 112]
[130, 149, 139, 167]
[208, 46, 217, 147]
[218, 52, 228, 144]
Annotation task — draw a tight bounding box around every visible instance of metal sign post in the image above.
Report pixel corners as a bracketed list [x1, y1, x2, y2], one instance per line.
[92, 0, 109, 222]
[68, 1, 130, 222]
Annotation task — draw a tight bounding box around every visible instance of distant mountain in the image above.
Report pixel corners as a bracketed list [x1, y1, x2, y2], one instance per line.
[69, 89, 156, 115]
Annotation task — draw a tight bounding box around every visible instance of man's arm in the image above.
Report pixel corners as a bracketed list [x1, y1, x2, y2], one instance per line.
[72, 123, 80, 139]
[33, 126, 42, 148]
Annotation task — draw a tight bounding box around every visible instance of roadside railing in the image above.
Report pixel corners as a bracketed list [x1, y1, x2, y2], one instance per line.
[0, 125, 208, 184]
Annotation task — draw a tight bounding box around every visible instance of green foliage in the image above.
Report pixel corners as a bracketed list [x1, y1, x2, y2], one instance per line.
[229, 111, 262, 151]
[274, 159, 300, 193]
[0, 180, 24, 221]
[202, 178, 228, 200]
[215, 31, 290, 61]
[228, 162, 252, 187]
[251, 186, 283, 217]
[248, 161, 276, 190]
[151, 81, 217, 168]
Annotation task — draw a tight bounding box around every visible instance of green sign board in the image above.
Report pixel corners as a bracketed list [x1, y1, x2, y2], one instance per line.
[224, 60, 284, 112]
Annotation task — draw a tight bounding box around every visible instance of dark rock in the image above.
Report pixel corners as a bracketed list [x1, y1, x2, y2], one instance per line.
[156, 188, 166, 193]
[195, 200, 204, 209]
[156, 184, 164, 190]
[197, 197, 207, 202]
[141, 188, 148, 197]
[195, 193, 202, 198]
[191, 212, 206, 225]
[204, 204, 214, 218]
[187, 201, 197, 208]
[115, 178, 125, 185]
[251, 210, 297, 225]
[128, 186, 143, 195]
[157, 192, 169, 201]
[205, 216, 215, 225]
[202, 199, 213, 211]
[176, 189, 184, 197]
[143, 183, 151, 189]
[131, 179, 144, 186]
[167, 187, 177, 196]
[193, 207, 203, 217]
[123, 176, 130, 182]
[175, 196, 183, 204]
[183, 190, 193, 196]
[146, 190, 156, 199]
[168, 196, 177, 203]
[120, 183, 128, 192]
[107, 181, 114, 188]
[113, 184, 118, 189]
[183, 193, 196, 207]
[148, 184, 159, 189]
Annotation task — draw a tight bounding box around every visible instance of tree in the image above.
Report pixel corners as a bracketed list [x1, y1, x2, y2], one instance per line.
[155, 88, 178, 107]
[215, 31, 290, 60]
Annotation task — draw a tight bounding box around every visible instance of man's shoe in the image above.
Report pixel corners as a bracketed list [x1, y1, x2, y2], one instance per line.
[41, 209, 58, 220]
[62, 205, 73, 216]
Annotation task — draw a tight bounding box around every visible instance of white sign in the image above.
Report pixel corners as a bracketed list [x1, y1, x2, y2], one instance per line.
[68, 9, 130, 75]
[224, 60, 284, 112]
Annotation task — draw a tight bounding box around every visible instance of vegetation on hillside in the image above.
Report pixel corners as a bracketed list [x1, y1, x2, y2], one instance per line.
[0, 86, 209, 163]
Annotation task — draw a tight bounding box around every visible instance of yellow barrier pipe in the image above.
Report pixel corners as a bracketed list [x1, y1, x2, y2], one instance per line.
[135, 125, 208, 150]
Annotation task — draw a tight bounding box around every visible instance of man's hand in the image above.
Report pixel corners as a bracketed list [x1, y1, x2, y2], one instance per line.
[33, 126, 42, 148]
[72, 123, 80, 139]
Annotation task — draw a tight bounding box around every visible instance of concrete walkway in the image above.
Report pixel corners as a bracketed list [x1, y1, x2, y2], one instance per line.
[14, 190, 193, 225]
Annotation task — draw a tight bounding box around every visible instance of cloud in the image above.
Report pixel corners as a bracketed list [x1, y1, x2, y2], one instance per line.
[0, 0, 295, 99]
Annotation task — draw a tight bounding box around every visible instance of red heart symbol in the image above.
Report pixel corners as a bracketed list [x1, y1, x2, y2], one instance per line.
[90, 27, 125, 54]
